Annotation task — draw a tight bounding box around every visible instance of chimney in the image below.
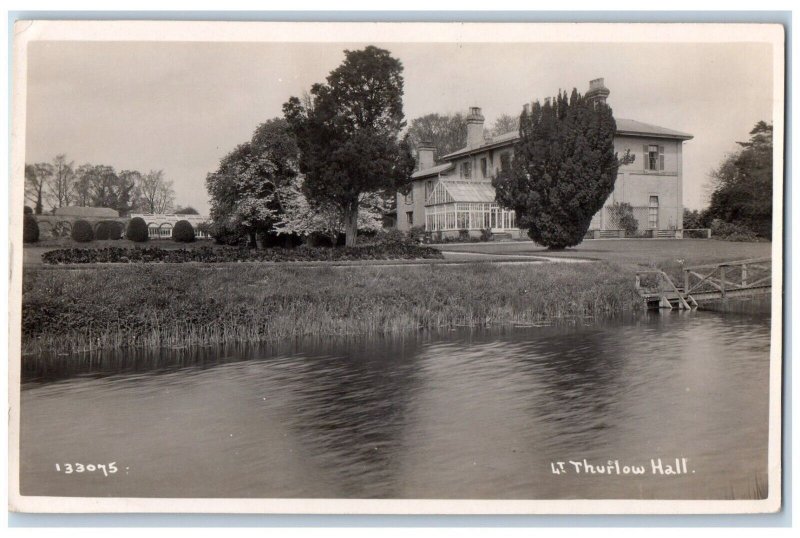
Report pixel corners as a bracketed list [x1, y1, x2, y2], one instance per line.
[417, 141, 436, 171]
[586, 78, 610, 107]
[466, 106, 485, 148]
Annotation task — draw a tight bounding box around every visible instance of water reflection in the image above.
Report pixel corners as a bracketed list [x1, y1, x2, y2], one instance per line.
[20, 311, 771, 500]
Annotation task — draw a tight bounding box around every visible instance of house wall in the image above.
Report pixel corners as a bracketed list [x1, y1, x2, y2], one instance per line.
[591, 136, 683, 230]
[396, 179, 429, 232]
[399, 133, 686, 235]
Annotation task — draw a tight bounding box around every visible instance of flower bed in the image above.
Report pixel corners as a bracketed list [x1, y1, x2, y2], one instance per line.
[41, 244, 444, 265]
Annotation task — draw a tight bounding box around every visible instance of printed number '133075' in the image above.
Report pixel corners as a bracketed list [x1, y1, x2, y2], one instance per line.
[55, 462, 118, 477]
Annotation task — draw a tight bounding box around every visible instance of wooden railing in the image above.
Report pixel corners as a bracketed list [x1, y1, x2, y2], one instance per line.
[635, 270, 695, 309]
[683, 257, 771, 299]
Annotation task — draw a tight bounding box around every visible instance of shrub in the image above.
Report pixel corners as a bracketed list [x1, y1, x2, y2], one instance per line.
[458, 228, 470, 241]
[108, 221, 124, 240]
[370, 228, 408, 246]
[173, 220, 196, 243]
[23, 214, 39, 243]
[71, 220, 94, 243]
[408, 225, 426, 243]
[710, 219, 758, 242]
[41, 243, 445, 265]
[608, 202, 638, 236]
[126, 217, 149, 242]
[95, 221, 112, 240]
[480, 228, 493, 242]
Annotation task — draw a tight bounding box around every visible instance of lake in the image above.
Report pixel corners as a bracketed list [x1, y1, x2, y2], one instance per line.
[19, 310, 771, 500]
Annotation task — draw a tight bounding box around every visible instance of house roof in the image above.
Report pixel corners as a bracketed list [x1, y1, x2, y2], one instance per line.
[615, 118, 694, 141]
[439, 118, 693, 160]
[411, 162, 453, 179]
[439, 181, 497, 203]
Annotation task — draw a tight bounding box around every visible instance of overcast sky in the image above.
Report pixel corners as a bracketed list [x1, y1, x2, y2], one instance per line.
[25, 40, 774, 213]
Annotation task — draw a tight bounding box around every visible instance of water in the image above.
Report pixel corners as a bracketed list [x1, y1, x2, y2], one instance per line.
[20, 311, 771, 500]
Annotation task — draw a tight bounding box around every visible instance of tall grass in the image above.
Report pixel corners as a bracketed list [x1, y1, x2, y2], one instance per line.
[22, 261, 642, 357]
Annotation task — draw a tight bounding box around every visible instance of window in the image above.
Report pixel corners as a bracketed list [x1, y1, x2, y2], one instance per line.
[406, 211, 414, 226]
[461, 161, 472, 180]
[500, 152, 511, 172]
[644, 144, 665, 171]
[648, 196, 659, 229]
[480, 158, 488, 178]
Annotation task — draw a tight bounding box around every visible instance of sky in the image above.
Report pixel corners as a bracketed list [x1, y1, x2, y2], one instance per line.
[24, 40, 775, 213]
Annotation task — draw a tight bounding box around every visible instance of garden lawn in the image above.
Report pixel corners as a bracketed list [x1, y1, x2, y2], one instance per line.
[434, 239, 773, 267]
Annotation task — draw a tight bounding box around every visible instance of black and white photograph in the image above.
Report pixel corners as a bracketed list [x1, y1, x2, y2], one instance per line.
[7, 20, 784, 514]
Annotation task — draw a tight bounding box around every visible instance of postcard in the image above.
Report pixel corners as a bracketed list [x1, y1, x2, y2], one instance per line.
[8, 20, 784, 514]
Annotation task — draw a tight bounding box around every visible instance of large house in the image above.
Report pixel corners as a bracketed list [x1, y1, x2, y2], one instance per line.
[395, 79, 693, 239]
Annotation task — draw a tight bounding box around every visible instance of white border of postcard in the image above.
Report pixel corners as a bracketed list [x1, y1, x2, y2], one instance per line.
[7, 20, 785, 514]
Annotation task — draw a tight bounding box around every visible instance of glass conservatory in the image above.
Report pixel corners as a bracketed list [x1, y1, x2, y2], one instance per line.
[423, 180, 516, 232]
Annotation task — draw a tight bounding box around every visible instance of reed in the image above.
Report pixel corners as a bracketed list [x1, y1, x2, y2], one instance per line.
[21, 261, 642, 357]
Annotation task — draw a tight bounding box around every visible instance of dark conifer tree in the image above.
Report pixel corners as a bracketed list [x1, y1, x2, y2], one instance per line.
[493, 88, 632, 249]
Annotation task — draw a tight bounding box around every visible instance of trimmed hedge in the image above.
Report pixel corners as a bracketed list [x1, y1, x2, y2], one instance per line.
[95, 221, 112, 240]
[23, 214, 39, 243]
[42, 243, 444, 265]
[172, 220, 196, 243]
[108, 221, 124, 240]
[127, 217, 149, 242]
[71, 220, 94, 243]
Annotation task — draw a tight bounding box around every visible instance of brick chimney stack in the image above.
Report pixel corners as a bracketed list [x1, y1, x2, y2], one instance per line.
[586, 78, 610, 106]
[466, 106, 485, 148]
[417, 141, 436, 171]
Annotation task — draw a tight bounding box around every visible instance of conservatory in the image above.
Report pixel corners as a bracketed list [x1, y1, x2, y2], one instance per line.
[424, 180, 517, 235]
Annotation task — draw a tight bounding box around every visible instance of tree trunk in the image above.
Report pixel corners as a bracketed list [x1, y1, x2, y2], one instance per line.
[35, 187, 43, 215]
[343, 200, 359, 247]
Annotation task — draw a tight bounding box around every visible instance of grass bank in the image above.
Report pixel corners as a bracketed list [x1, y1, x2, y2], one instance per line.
[22, 261, 641, 356]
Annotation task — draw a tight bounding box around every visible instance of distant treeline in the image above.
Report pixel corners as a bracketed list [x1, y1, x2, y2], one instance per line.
[24, 154, 194, 216]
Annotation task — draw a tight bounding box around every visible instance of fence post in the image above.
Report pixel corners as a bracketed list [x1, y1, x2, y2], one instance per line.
[707, 228, 712, 239]
[742, 264, 748, 287]
[720, 266, 726, 298]
[684, 270, 690, 294]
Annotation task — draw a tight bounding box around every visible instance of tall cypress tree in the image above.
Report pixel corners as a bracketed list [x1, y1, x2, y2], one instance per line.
[493, 88, 632, 249]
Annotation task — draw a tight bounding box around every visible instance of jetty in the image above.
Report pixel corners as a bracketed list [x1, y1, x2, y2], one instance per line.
[635, 258, 772, 310]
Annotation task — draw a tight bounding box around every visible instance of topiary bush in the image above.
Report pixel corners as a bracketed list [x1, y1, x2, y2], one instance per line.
[71, 220, 94, 243]
[95, 221, 112, 240]
[24, 206, 33, 215]
[126, 217, 149, 242]
[23, 214, 39, 243]
[108, 221, 124, 240]
[172, 220, 196, 243]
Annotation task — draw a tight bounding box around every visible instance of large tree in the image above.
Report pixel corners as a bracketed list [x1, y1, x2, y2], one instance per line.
[72, 164, 136, 215]
[489, 113, 520, 137]
[136, 169, 175, 213]
[206, 117, 300, 247]
[406, 112, 468, 162]
[46, 154, 76, 210]
[493, 89, 632, 249]
[283, 46, 415, 246]
[705, 121, 773, 238]
[24, 162, 52, 215]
